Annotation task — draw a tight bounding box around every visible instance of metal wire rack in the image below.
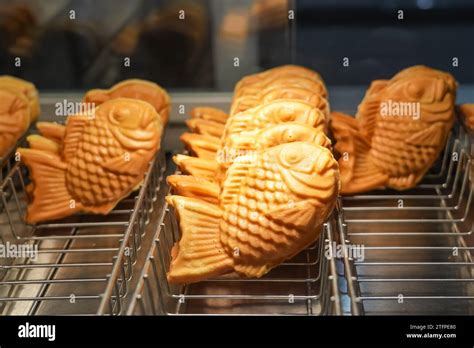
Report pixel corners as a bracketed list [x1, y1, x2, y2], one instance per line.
[0, 135, 167, 315]
[127, 172, 343, 316]
[338, 121, 474, 315]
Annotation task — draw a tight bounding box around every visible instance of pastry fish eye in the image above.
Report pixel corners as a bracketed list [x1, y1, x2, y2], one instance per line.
[279, 146, 305, 167]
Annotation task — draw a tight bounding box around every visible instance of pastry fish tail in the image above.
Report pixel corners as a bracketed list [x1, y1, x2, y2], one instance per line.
[185, 118, 225, 138]
[173, 154, 218, 181]
[331, 112, 389, 194]
[17, 148, 81, 223]
[191, 106, 229, 124]
[167, 175, 219, 204]
[36, 122, 66, 145]
[180, 133, 220, 159]
[166, 195, 234, 284]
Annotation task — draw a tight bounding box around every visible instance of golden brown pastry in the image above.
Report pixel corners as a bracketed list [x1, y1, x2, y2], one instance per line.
[223, 99, 326, 143]
[234, 65, 325, 94]
[179, 132, 221, 159]
[234, 76, 327, 99]
[167, 141, 340, 283]
[230, 85, 330, 118]
[0, 76, 40, 122]
[331, 65, 457, 194]
[18, 98, 161, 223]
[0, 86, 31, 158]
[167, 175, 219, 204]
[180, 100, 326, 160]
[173, 154, 218, 181]
[84, 79, 171, 124]
[186, 118, 225, 138]
[190, 106, 229, 124]
[170, 123, 332, 202]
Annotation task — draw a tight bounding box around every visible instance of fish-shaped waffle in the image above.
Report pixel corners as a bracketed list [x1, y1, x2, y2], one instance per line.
[187, 65, 327, 137]
[18, 98, 161, 223]
[230, 85, 330, 119]
[0, 86, 31, 158]
[331, 65, 457, 194]
[84, 79, 171, 124]
[169, 123, 332, 202]
[0, 75, 40, 122]
[181, 100, 327, 159]
[234, 65, 325, 94]
[234, 75, 327, 99]
[167, 141, 340, 283]
[34, 79, 169, 149]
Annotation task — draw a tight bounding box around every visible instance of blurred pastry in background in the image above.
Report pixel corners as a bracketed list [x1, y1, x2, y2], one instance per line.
[0, 3, 37, 57]
[0, 76, 38, 158]
[0, 75, 40, 121]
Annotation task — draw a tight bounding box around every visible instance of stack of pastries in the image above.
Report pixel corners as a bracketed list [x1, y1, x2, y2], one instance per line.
[0, 76, 39, 158]
[166, 65, 340, 283]
[18, 79, 170, 224]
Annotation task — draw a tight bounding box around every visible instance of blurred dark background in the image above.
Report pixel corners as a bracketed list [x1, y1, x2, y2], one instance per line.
[0, 0, 472, 91]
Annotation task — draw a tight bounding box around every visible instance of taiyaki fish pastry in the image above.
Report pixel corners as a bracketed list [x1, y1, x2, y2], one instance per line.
[84, 79, 171, 124]
[234, 75, 327, 100]
[169, 123, 333, 202]
[0, 76, 40, 122]
[166, 141, 340, 283]
[0, 77, 38, 158]
[181, 100, 327, 159]
[230, 84, 330, 119]
[18, 98, 161, 223]
[331, 65, 457, 194]
[234, 65, 325, 94]
[189, 106, 229, 124]
[222, 99, 327, 143]
[187, 65, 327, 138]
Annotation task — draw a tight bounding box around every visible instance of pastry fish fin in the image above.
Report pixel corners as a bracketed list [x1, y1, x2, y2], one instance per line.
[27, 135, 60, 154]
[167, 175, 219, 204]
[185, 118, 225, 138]
[265, 200, 319, 230]
[104, 151, 150, 176]
[331, 112, 388, 194]
[220, 162, 251, 207]
[180, 132, 220, 159]
[190, 106, 229, 124]
[17, 148, 81, 223]
[166, 195, 233, 284]
[36, 122, 66, 144]
[62, 116, 90, 161]
[173, 154, 218, 181]
[405, 122, 444, 147]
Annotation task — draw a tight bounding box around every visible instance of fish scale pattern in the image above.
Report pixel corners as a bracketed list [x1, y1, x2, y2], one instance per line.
[66, 118, 136, 206]
[219, 154, 300, 277]
[370, 117, 447, 177]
